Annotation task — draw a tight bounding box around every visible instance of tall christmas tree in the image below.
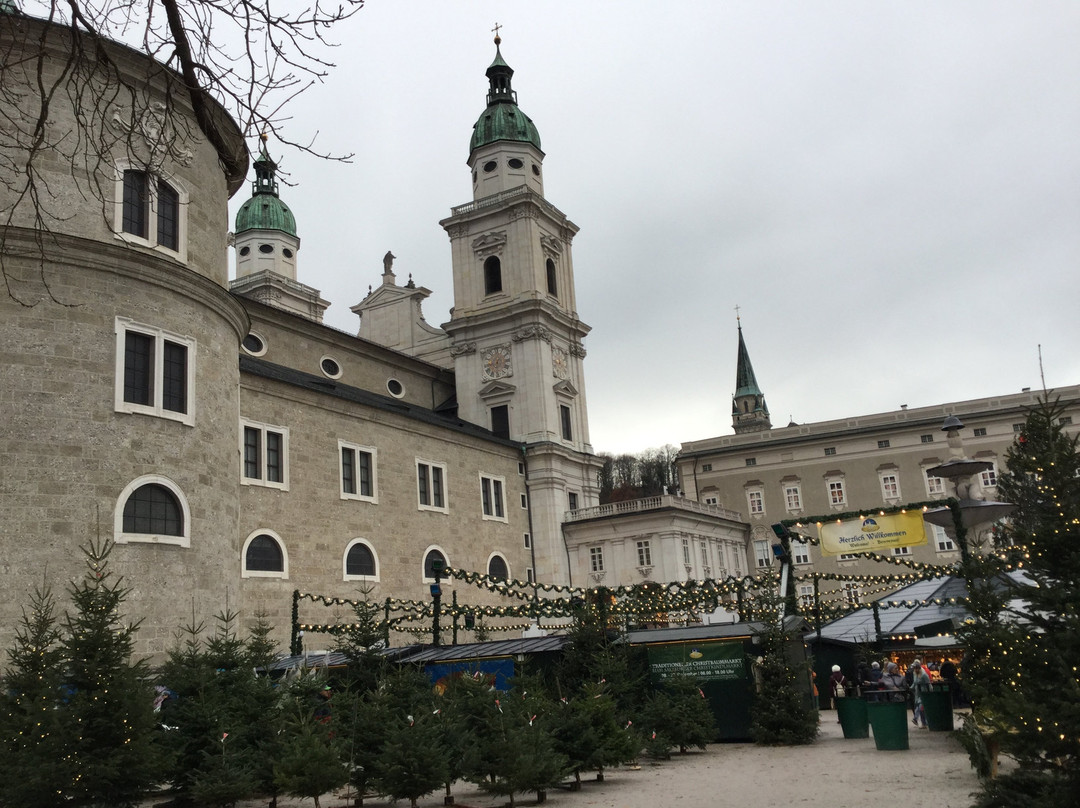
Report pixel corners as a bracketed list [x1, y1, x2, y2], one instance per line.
[960, 397, 1080, 806]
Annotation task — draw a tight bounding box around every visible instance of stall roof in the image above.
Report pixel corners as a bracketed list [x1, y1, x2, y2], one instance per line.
[626, 617, 807, 645]
[394, 635, 570, 664]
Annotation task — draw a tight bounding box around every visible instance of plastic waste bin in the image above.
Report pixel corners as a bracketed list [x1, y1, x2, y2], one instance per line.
[867, 699, 909, 750]
[922, 684, 954, 732]
[836, 697, 869, 739]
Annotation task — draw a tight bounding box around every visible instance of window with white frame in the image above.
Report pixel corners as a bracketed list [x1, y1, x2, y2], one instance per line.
[980, 463, 998, 489]
[242, 530, 288, 578]
[589, 546, 604, 572]
[784, 483, 802, 512]
[704, 495, 719, 506]
[754, 540, 772, 568]
[116, 166, 187, 259]
[747, 489, 764, 515]
[344, 539, 379, 580]
[568, 491, 579, 511]
[932, 525, 956, 552]
[417, 460, 447, 512]
[488, 554, 509, 580]
[827, 478, 846, 507]
[520, 493, 528, 509]
[891, 546, 911, 557]
[523, 532, 531, 549]
[700, 541, 709, 568]
[340, 441, 376, 502]
[115, 318, 195, 424]
[792, 540, 811, 565]
[838, 553, 858, 561]
[242, 420, 288, 489]
[879, 472, 901, 501]
[114, 475, 190, 547]
[637, 540, 653, 567]
[682, 538, 691, 566]
[973, 427, 987, 437]
[480, 474, 506, 521]
[526, 567, 535, 583]
[926, 471, 945, 496]
[798, 584, 815, 610]
[422, 547, 448, 582]
[843, 582, 861, 605]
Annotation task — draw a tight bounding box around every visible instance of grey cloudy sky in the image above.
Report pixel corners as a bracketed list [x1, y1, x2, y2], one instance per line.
[230, 1, 1080, 455]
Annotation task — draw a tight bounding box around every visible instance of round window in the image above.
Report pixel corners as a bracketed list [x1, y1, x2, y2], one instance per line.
[258, 244, 274, 254]
[283, 248, 294, 258]
[242, 333, 265, 355]
[387, 379, 404, 398]
[320, 357, 341, 378]
[508, 158, 524, 169]
[483, 160, 497, 173]
[239, 246, 250, 256]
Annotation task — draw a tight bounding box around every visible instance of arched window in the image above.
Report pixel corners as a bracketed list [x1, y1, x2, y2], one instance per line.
[114, 475, 190, 547]
[344, 539, 379, 580]
[423, 547, 448, 581]
[546, 258, 558, 297]
[487, 554, 509, 581]
[246, 535, 284, 572]
[484, 256, 502, 295]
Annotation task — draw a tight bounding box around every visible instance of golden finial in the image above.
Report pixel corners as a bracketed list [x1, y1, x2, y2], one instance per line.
[492, 22, 502, 45]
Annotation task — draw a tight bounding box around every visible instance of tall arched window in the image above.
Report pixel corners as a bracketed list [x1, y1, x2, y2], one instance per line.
[484, 256, 502, 295]
[546, 258, 558, 297]
[114, 475, 190, 547]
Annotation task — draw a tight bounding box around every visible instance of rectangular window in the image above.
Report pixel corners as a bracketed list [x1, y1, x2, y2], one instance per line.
[417, 460, 447, 512]
[973, 427, 987, 437]
[480, 474, 506, 520]
[589, 546, 604, 572]
[560, 405, 573, 441]
[980, 465, 997, 488]
[119, 168, 184, 255]
[838, 553, 858, 561]
[745, 457, 757, 467]
[933, 525, 955, 552]
[880, 473, 900, 500]
[241, 420, 288, 489]
[926, 473, 945, 495]
[491, 405, 510, 440]
[784, 484, 802, 511]
[702, 463, 713, 472]
[747, 490, 764, 515]
[340, 442, 376, 502]
[636, 540, 652, 567]
[116, 319, 194, 424]
[798, 584, 814, 610]
[520, 493, 528, 509]
[526, 567, 535, 583]
[157, 179, 179, 251]
[792, 540, 811, 565]
[754, 540, 771, 568]
[828, 480, 846, 507]
[891, 546, 911, 556]
[843, 582, 861, 605]
[1061, 416, 1073, 426]
[568, 492, 579, 511]
[518, 462, 526, 476]
[920, 434, 934, 443]
[682, 538, 691, 566]
[704, 495, 719, 506]
[122, 170, 149, 238]
[877, 439, 891, 449]
[523, 532, 531, 549]
[700, 541, 709, 570]
[824, 447, 837, 456]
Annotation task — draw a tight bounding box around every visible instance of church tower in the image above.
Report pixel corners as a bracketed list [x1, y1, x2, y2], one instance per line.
[732, 318, 772, 434]
[440, 35, 602, 585]
[231, 136, 329, 321]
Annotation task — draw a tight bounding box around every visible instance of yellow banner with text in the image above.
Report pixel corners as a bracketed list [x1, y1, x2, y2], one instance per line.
[818, 510, 927, 557]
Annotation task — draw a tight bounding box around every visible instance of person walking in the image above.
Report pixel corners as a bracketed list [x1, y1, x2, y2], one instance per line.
[909, 660, 931, 727]
[829, 665, 847, 722]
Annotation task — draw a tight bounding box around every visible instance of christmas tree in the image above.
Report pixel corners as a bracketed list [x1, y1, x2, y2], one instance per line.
[375, 710, 449, 808]
[960, 397, 1080, 806]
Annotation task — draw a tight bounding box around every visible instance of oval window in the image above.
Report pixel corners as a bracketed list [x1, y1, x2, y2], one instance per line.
[483, 160, 497, 173]
[531, 164, 540, 176]
[387, 379, 404, 398]
[239, 246, 250, 256]
[242, 334, 265, 354]
[508, 158, 524, 169]
[258, 244, 274, 254]
[321, 357, 341, 378]
[283, 248, 294, 258]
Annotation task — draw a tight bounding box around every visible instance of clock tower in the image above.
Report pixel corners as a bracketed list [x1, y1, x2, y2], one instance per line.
[440, 35, 602, 586]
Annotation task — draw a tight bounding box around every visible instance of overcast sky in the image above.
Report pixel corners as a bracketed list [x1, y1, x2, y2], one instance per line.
[228, 1, 1080, 456]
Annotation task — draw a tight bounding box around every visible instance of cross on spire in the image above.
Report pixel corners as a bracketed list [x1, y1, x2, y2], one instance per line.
[492, 22, 502, 43]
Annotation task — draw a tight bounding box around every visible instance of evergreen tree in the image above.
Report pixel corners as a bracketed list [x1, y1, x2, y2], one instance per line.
[57, 537, 161, 807]
[747, 589, 817, 745]
[273, 679, 349, 808]
[333, 590, 388, 695]
[960, 397, 1080, 804]
[0, 583, 67, 808]
[639, 676, 716, 756]
[375, 711, 449, 808]
[551, 680, 639, 787]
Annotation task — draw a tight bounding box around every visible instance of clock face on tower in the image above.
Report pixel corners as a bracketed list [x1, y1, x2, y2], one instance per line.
[482, 345, 513, 380]
[551, 346, 569, 380]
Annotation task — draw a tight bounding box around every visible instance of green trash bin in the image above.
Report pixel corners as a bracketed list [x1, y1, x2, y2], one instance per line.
[867, 699, 909, 750]
[922, 684, 954, 732]
[836, 696, 869, 739]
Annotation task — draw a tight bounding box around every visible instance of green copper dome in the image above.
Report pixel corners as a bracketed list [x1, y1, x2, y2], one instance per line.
[234, 139, 297, 236]
[469, 39, 542, 156]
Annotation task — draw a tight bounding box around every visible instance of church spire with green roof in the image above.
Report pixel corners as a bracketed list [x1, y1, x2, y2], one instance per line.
[234, 135, 297, 237]
[469, 33, 542, 157]
[732, 317, 772, 434]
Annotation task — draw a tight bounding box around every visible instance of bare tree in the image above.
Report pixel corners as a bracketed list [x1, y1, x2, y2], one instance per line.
[0, 0, 365, 303]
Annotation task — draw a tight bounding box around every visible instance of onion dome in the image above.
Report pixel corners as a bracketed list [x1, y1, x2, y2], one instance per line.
[234, 136, 297, 236]
[469, 35, 542, 157]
